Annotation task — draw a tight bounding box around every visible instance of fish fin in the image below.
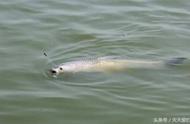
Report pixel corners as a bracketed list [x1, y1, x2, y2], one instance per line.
[166, 57, 187, 66]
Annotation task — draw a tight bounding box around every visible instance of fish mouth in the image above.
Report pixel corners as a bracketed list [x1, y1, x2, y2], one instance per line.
[49, 69, 58, 75]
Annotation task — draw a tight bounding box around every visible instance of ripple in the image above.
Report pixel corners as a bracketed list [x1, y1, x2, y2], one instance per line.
[0, 0, 190, 123]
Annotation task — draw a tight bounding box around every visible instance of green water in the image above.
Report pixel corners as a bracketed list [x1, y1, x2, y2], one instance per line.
[0, 0, 190, 124]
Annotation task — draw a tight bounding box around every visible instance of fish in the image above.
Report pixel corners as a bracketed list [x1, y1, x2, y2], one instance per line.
[49, 57, 187, 77]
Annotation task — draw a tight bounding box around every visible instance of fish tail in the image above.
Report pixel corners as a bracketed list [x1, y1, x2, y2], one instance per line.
[166, 57, 187, 66]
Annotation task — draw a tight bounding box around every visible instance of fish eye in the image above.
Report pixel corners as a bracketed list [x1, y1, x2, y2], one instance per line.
[59, 67, 63, 70]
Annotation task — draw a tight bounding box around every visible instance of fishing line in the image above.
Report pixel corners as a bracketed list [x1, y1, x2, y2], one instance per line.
[43, 49, 48, 57]
[42, 49, 56, 67]
[43, 49, 47, 57]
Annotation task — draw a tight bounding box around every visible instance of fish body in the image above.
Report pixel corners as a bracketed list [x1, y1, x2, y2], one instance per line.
[50, 57, 187, 76]
[49, 57, 185, 76]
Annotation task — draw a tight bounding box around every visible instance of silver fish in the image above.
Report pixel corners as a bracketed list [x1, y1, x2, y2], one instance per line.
[49, 57, 187, 76]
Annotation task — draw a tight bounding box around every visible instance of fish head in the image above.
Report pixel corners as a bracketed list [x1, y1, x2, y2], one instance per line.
[49, 65, 64, 77]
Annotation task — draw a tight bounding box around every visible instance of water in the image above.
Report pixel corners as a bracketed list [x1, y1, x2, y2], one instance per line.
[0, 0, 190, 124]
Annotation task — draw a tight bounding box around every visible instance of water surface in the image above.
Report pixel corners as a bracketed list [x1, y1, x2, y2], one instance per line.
[0, 0, 190, 124]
